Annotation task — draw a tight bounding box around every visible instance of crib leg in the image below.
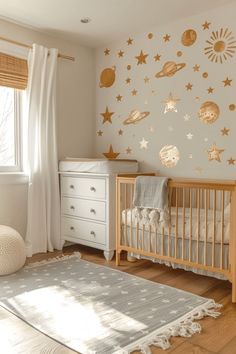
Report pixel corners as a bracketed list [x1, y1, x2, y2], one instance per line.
[232, 280, 236, 303]
[116, 250, 121, 266]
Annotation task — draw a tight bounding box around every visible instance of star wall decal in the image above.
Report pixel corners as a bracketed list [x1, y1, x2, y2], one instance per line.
[135, 50, 148, 65]
[207, 143, 224, 162]
[131, 89, 137, 96]
[228, 158, 235, 165]
[139, 138, 148, 149]
[186, 133, 193, 140]
[223, 77, 232, 86]
[207, 87, 214, 94]
[193, 64, 200, 72]
[104, 48, 110, 55]
[149, 126, 155, 133]
[127, 38, 133, 45]
[186, 83, 193, 91]
[184, 114, 190, 121]
[144, 76, 150, 83]
[189, 154, 193, 159]
[163, 34, 171, 42]
[97, 130, 103, 136]
[126, 77, 131, 84]
[116, 94, 122, 102]
[202, 21, 211, 30]
[195, 166, 204, 174]
[221, 127, 230, 136]
[103, 145, 120, 159]
[101, 106, 114, 124]
[154, 53, 161, 61]
[126, 147, 132, 154]
[118, 129, 123, 136]
[162, 93, 180, 114]
[118, 50, 124, 58]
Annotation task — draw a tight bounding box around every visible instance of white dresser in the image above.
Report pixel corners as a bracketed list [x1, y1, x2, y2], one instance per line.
[60, 172, 116, 260]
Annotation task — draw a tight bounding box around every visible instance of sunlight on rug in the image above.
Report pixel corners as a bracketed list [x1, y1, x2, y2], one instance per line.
[0, 253, 221, 354]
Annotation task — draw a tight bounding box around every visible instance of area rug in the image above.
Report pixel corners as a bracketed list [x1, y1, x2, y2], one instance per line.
[0, 253, 221, 354]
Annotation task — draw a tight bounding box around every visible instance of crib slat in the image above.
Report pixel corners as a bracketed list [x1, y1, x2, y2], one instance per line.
[124, 184, 127, 246]
[175, 188, 178, 259]
[136, 222, 139, 250]
[162, 226, 164, 255]
[168, 188, 171, 257]
[212, 190, 216, 267]
[197, 189, 200, 264]
[142, 224, 145, 251]
[189, 188, 193, 262]
[130, 184, 133, 248]
[221, 190, 225, 269]
[182, 188, 185, 260]
[149, 225, 152, 253]
[204, 189, 208, 266]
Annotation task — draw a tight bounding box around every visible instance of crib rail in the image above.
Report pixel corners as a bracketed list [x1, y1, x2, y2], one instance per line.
[116, 174, 236, 302]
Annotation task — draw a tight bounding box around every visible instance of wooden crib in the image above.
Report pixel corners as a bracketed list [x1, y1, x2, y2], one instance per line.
[116, 174, 236, 303]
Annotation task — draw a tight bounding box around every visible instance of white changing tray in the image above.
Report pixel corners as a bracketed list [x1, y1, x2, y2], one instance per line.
[59, 158, 138, 174]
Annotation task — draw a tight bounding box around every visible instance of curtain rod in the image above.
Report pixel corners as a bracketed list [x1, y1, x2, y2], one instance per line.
[0, 35, 75, 61]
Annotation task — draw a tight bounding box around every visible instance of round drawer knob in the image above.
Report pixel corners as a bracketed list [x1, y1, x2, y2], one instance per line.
[90, 208, 96, 214]
[70, 226, 74, 231]
[70, 205, 75, 210]
[90, 186, 96, 192]
[70, 185, 74, 189]
[90, 231, 95, 236]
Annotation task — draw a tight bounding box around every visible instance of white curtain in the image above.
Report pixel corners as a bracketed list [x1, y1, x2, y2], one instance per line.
[25, 44, 61, 256]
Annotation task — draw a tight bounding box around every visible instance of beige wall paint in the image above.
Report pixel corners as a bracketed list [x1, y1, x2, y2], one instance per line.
[0, 18, 95, 237]
[95, 2, 236, 179]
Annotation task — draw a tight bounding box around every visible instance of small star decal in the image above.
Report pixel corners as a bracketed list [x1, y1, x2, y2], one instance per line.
[135, 50, 148, 65]
[195, 166, 204, 174]
[186, 83, 193, 91]
[223, 77, 232, 87]
[221, 127, 230, 136]
[149, 126, 155, 133]
[207, 87, 214, 94]
[228, 158, 235, 165]
[162, 92, 180, 113]
[126, 77, 131, 84]
[131, 89, 137, 96]
[139, 138, 148, 149]
[127, 38, 133, 45]
[193, 64, 200, 72]
[127, 64, 131, 70]
[204, 137, 209, 142]
[154, 53, 161, 61]
[144, 76, 150, 84]
[186, 133, 193, 140]
[126, 147, 132, 154]
[184, 114, 190, 121]
[97, 130, 103, 136]
[168, 125, 174, 131]
[202, 21, 211, 30]
[118, 129, 123, 136]
[189, 154, 193, 159]
[163, 34, 171, 42]
[100, 106, 114, 124]
[207, 143, 224, 162]
[118, 50, 124, 58]
[116, 94, 122, 102]
[104, 48, 110, 55]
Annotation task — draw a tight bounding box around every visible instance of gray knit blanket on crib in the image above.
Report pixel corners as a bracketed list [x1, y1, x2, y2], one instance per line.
[133, 176, 170, 228]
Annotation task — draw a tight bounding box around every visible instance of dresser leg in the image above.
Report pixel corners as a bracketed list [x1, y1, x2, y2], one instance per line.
[104, 250, 114, 261]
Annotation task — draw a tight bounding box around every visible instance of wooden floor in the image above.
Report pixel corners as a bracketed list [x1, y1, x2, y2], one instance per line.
[1, 244, 236, 354]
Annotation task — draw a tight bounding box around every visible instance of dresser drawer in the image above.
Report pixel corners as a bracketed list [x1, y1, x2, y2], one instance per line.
[61, 197, 106, 222]
[62, 217, 106, 245]
[61, 176, 106, 199]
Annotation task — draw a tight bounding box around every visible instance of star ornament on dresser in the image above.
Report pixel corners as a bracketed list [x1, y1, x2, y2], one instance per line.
[139, 138, 149, 149]
[207, 143, 224, 162]
[103, 145, 120, 159]
[162, 93, 180, 114]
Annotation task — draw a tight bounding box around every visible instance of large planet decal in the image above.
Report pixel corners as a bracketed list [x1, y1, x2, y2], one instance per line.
[99, 66, 116, 88]
[159, 145, 180, 168]
[123, 110, 150, 125]
[155, 61, 186, 79]
[181, 29, 197, 46]
[198, 101, 220, 124]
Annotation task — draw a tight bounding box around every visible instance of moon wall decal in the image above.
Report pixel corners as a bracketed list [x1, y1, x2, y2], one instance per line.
[198, 101, 220, 124]
[181, 29, 197, 46]
[99, 66, 116, 88]
[159, 145, 180, 168]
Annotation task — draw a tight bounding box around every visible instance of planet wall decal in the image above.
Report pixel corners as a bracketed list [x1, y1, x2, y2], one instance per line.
[123, 110, 150, 125]
[155, 61, 186, 79]
[204, 28, 236, 63]
[99, 66, 116, 88]
[181, 29, 197, 46]
[159, 145, 180, 168]
[198, 101, 220, 124]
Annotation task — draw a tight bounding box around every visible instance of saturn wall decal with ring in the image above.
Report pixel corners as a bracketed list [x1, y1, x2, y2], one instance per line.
[99, 66, 116, 88]
[155, 61, 186, 78]
[123, 110, 150, 125]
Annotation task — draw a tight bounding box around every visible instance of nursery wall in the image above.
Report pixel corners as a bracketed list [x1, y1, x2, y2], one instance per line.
[95, 2, 236, 179]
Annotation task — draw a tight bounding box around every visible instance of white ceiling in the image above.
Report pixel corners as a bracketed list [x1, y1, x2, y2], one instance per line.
[0, 0, 235, 47]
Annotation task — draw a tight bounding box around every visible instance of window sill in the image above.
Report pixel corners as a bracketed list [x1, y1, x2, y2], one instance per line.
[0, 172, 29, 185]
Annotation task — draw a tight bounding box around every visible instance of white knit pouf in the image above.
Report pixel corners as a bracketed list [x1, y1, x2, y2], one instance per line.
[0, 225, 26, 275]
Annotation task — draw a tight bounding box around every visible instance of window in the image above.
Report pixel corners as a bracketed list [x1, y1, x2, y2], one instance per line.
[0, 86, 22, 172]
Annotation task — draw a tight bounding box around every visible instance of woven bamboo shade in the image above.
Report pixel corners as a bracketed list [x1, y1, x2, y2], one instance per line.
[0, 52, 28, 90]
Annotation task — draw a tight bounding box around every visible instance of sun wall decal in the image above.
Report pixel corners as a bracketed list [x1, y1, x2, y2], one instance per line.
[204, 28, 236, 63]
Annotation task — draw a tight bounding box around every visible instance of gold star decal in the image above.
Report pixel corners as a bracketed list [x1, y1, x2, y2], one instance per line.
[118, 50, 124, 58]
[228, 158, 235, 165]
[97, 130, 103, 136]
[126, 147, 132, 154]
[118, 129, 123, 136]
[101, 106, 114, 124]
[162, 93, 180, 113]
[131, 89, 137, 96]
[163, 34, 171, 42]
[193, 64, 200, 72]
[104, 48, 110, 55]
[207, 87, 214, 94]
[207, 143, 224, 162]
[186, 83, 193, 91]
[126, 77, 131, 84]
[103, 145, 120, 159]
[144, 76, 150, 84]
[154, 53, 161, 61]
[221, 127, 230, 136]
[127, 38, 133, 45]
[116, 94, 122, 102]
[135, 50, 148, 65]
[223, 77, 232, 86]
[202, 21, 211, 30]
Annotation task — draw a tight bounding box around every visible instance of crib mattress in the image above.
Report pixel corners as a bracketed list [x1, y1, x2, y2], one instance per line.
[59, 158, 138, 174]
